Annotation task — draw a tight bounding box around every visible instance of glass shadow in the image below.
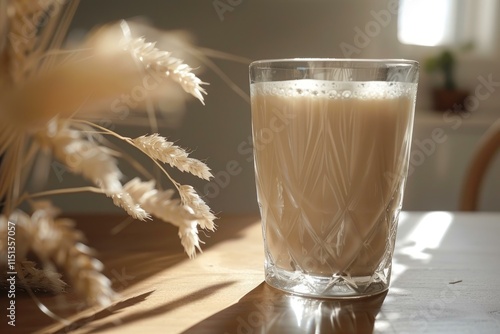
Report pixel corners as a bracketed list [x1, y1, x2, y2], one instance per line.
[183, 282, 387, 333]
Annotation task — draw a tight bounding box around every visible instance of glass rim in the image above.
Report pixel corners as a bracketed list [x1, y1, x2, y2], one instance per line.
[250, 58, 419, 68]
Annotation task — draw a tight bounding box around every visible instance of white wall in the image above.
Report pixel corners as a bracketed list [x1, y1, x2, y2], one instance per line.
[48, 0, 499, 213]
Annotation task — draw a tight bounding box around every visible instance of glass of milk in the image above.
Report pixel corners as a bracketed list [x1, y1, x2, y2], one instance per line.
[249, 59, 419, 298]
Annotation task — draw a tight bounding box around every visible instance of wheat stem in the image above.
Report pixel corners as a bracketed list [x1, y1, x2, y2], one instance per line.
[66, 126, 156, 182]
[195, 47, 252, 64]
[72, 119, 181, 189]
[39, 0, 81, 73]
[16, 269, 72, 327]
[186, 47, 249, 103]
[15, 186, 104, 209]
[27, 186, 104, 199]
[72, 119, 131, 143]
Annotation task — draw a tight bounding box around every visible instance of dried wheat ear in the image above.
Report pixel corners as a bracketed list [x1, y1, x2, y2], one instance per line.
[0, 0, 215, 309]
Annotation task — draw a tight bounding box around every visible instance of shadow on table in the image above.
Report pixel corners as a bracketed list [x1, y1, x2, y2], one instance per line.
[182, 282, 387, 334]
[14, 214, 258, 334]
[53, 281, 236, 334]
[83, 214, 260, 290]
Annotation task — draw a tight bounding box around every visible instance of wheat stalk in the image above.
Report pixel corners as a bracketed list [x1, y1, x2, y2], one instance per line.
[33, 118, 216, 244]
[2, 203, 116, 306]
[6, 0, 80, 84]
[133, 134, 212, 180]
[0, 2, 215, 312]
[0, 261, 67, 293]
[36, 121, 154, 221]
[122, 178, 204, 257]
[6, 0, 48, 83]
[110, 191, 150, 221]
[121, 21, 207, 104]
[37, 121, 121, 189]
[178, 185, 216, 231]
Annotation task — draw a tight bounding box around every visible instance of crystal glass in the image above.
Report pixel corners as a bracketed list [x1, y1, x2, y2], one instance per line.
[249, 59, 419, 298]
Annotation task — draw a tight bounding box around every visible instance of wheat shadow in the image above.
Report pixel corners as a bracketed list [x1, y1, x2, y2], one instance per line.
[78, 281, 235, 334]
[18, 214, 258, 333]
[51, 290, 154, 334]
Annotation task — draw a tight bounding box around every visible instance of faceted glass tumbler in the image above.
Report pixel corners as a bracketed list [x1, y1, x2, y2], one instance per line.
[249, 59, 419, 298]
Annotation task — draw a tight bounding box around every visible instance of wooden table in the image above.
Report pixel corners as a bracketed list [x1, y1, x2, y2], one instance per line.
[3, 212, 500, 333]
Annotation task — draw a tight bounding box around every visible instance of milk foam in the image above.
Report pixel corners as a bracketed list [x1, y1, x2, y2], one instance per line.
[251, 79, 417, 100]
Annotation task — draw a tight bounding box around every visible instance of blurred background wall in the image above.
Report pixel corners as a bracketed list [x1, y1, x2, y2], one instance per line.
[48, 0, 500, 213]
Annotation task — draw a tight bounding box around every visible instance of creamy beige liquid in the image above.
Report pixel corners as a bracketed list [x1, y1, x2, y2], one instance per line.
[251, 80, 416, 277]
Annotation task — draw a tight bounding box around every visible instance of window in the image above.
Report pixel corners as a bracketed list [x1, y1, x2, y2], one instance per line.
[398, 0, 498, 53]
[398, 0, 455, 46]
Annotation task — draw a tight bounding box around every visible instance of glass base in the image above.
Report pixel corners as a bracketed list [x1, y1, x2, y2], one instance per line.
[265, 266, 390, 299]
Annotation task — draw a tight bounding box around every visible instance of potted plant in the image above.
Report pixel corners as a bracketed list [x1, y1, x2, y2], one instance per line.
[425, 48, 470, 112]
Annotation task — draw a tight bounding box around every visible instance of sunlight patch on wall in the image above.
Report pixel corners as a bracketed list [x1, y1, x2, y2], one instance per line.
[398, 0, 455, 47]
